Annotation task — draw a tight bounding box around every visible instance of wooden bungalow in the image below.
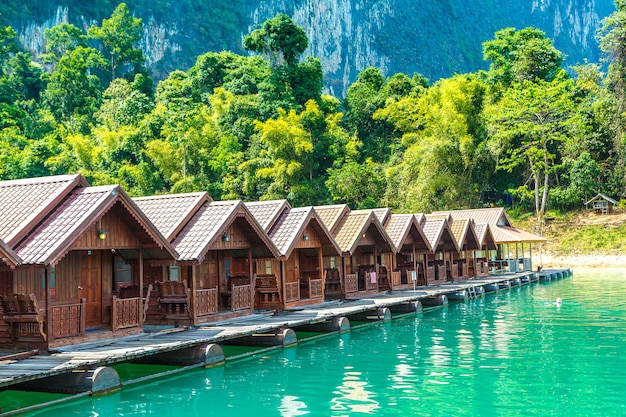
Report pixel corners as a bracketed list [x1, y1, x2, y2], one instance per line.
[315, 206, 396, 299]
[384, 214, 433, 289]
[417, 214, 460, 284]
[246, 202, 342, 309]
[434, 208, 546, 272]
[472, 223, 497, 277]
[0, 175, 178, 349]
[134, 195, 280, 324]
[585, 193, 618, 215]
[447, 218, 481, 281]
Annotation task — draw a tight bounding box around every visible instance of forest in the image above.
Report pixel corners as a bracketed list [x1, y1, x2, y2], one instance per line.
[1, 2, 626, 226]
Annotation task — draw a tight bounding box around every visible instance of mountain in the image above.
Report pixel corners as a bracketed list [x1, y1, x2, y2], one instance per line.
[0, 0, 616, 96]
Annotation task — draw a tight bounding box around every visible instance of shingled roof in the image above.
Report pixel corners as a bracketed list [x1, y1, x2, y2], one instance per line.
[333, 209, 395, 255]
[134, 192, 211, 241]
[244, 200, 291, 232]
[448, 218, 480, 251]
[171, 200, 279, 262]
[385, 214, 432, 253]
[417, 215, 459, 253]
[0, 238, 20, 268]
[473, 223, 497, 250]
[0, 174, 89, 246]
[14, 185, 177, 265]
[372, 208, 391, 225]
[313, 204, 350, 235]
[266, 207, 341, 258]
[433, 208, 546, 243]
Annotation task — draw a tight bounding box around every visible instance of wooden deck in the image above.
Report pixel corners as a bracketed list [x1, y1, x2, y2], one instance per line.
[0, 269, 572, 392]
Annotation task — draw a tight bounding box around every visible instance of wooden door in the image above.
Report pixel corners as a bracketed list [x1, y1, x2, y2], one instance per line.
[78, 251, 102, 328]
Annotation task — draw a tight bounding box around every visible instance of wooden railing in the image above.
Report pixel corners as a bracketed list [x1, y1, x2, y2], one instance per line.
[111, 296, 141, 331]
[284, 282, 299, 303]
[365, 272, 378, 291]
[232, 284, 253, 311]
[50, 300, 85, 339]
[309, 278, 323, 299]
[345, 274, 358, 294]
[195, 288, 218, 316]
[391, 271, 402, 287]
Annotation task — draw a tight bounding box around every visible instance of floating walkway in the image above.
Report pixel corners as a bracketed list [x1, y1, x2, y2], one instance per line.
[0, 268, 572, 414]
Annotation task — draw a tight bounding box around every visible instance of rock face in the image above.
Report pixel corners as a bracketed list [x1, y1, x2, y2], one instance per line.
[3, 0, 616, 96]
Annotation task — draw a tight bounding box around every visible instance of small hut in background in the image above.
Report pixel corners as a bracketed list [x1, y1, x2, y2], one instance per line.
[585, 194, 618, 215]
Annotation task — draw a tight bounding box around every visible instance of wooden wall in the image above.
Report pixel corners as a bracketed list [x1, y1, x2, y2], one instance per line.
[70, 209, 141, 251]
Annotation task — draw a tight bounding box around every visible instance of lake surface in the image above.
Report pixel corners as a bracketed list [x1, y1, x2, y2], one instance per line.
[15, 268, 626, 416]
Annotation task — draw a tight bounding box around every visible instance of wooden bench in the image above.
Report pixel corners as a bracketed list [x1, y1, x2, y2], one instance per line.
[255, 274, 281, 309]
[324, 268, 342, 297]
[0, 293, 46, 341]
[155, 280, 190, 318]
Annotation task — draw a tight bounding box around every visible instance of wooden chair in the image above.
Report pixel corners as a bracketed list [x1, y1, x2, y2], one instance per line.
[0, 293, 46, 341]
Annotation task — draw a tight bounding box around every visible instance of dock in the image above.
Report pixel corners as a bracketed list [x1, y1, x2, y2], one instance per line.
[0, 269, 571, 414]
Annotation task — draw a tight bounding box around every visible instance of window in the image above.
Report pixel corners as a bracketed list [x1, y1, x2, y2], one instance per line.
[41, 267, 56, 289]
[329, 257, 336, 269]
[115, 256, 132, 285]
[224, 257, 231, 278]
[169, 265, 179, 281]
[265, 260, 272, 275]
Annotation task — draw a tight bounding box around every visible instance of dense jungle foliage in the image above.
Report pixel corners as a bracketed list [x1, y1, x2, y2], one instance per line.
[2, 2, 626, 225]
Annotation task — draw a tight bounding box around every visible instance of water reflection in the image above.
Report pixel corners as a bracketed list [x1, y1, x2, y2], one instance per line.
[331, 369, 380, 414]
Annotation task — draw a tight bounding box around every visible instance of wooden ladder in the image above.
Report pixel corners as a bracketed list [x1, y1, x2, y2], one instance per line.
[467, 286, 477, 299]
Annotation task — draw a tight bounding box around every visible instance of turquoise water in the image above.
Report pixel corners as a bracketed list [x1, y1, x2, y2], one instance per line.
[19, 268, 626, 416]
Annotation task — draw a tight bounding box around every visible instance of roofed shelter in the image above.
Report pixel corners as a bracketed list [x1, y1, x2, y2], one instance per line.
[316, 206, 396, 299]
[384, 214, 432, 288]
[434, 208, 546, 272]
[135, 195, 280, 324]
[447, 218, 481, 281]
[419, 215, 460, 284]
[472, 223, 497, 277]
[585, 193, 618, 215]
[0, 176, 178, 349]
[247, 202, 341, 309]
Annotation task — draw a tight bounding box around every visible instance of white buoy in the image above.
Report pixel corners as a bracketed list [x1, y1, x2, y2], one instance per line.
[556, 297, 563, 306]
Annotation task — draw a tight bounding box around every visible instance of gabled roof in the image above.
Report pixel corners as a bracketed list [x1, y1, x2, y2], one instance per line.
[134, 192, 211, 241]
[448, 218, 480, 251]
[418, 216, 460, 253]
[0, 238, 20, 268]
[267, 207, 341, 258]
[171, 200, 279, 262]
[0, 174, 89, 246]
[433, 208, 546, 244]
[473, 223, 497, 250]
[333, 209, 396, 255]
[372, 208, 391, 225]
[15, 185, 177, 265]
[313, 204, 350, 235]
[585, 193, 618, 205]
[245, 200, 292, 232]
[385, 214, 432, 253]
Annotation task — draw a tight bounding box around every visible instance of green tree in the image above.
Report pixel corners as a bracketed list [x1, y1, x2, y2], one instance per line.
[41, 23, 88, 64]
[483, 27, 564, 86]
[88, 3, 145, 81]
[485, 71, 578, 223]
[243, 13, 308, 68]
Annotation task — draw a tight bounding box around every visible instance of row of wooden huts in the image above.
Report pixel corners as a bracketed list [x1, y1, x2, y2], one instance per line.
[0, 174, 545, 350]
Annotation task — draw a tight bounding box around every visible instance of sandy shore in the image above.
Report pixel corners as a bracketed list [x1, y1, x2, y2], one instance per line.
[537, 253, 625, 268]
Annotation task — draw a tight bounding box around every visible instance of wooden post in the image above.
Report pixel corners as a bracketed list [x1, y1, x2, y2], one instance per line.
[138, 248, 144, 326]
[317, 246, 324, 298]
[45, 267, 52, 344]
[248, 248, 254, 308]
[191, 264, 198, 325]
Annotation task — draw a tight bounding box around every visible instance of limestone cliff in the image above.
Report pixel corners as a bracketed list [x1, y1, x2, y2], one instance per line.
[2, 0, 615, 95]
